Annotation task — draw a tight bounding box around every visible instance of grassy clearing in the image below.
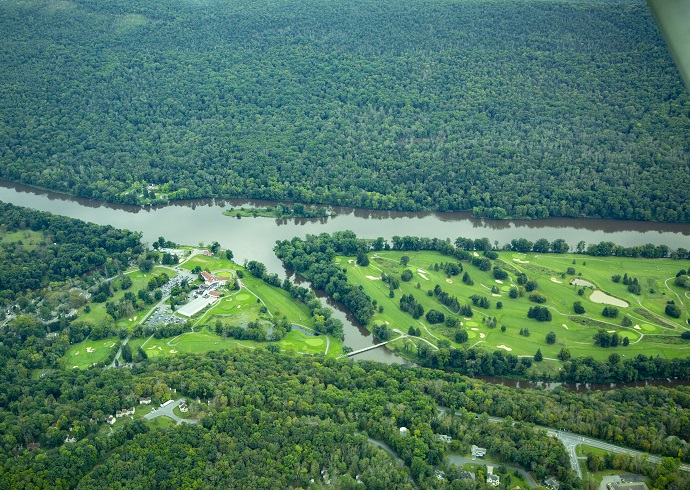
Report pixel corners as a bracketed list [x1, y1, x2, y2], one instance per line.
[139, 328, 333, 358]
[240, 274, 314, 328]
[179, 255, 235, 273]
[78, 266, 175, 328]
[0, 228, 44, 251]
[341, 251, 690, 362]
[64, 337, 119, 369]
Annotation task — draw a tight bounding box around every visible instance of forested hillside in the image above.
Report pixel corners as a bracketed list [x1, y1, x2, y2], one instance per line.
[1, 0, 689, 220]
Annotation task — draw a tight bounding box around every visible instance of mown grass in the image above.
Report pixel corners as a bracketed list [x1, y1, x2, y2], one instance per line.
[340, 251, 690, 362]
[77, 266, 175, 328]
[64, 337, 119, 369]
[139, 328, 332, 359]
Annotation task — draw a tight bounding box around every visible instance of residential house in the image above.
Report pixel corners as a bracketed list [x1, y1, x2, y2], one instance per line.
[138, 397, 152, 405]
[27, 443, 40, 451]
[179, 401, 188, 413]
[471, 445, 487, 458]
[544, 477, 560, 490]
[487, 474, 500, 487]
[436, 434, 452, 443]
[64, 435, 76, 444]
[458, 471, 475, 481]
[399, 427, 409, 437]
[106, 415, 115, 425]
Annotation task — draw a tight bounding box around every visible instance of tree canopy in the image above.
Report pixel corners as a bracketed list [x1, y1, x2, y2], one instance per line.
[0, 0, 688, 221]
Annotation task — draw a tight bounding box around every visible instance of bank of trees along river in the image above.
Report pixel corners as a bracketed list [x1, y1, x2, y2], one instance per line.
[2, 0, 690, 221]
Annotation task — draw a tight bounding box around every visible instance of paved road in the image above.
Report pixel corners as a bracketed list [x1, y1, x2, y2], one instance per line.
[144, 399, 198, 425]
[439, 408, 690, 476]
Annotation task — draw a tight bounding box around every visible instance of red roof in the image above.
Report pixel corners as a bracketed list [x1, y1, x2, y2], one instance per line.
[209, 291, 221, 297]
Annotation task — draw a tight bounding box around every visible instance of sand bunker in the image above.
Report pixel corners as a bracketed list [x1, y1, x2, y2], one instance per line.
[347, 259, 355, 264]
[497, 345, 512, 351]
[365, 275, 380, 280]
[550, 277, 562, 284]
[417, 269, 428, 274]
[169, 350, 177, 353]
[634, 325, 641, 330]
[158, 346, 162, 350]
[446, 279, 453, 283]
[479, 333, 485, 338]
[473, 252, 479, 257]
[512, 258, 529, 264]
[607, 330, 615, 333]
[464, 317, 472, 321]
[590, 290, 629, 308]
[73, 366, 79, 369]
[471, 328, 479, 331]
[74, 351, 79, 355]
[237, 305, 241, 308]
[419, 273, 429, 280]
[492, 293, 501, 297]
[562, 324, 569, 330]
[148, 346, 157, 350]
[86, 347, 94, 353]
[495, 280, 503, 284]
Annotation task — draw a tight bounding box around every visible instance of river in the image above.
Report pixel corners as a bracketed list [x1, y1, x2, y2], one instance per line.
[1, 179, 689, 372]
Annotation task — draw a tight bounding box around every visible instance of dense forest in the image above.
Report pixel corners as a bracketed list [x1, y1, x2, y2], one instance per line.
[3, 349, 690, 488]
[1, 0, 689, 220]
[0, 201, 142, 294]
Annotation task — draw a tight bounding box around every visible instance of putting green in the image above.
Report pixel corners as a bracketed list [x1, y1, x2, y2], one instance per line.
[465, 321, 478, 327]
[466, 330, 478, 339]
[500, 286, 511, 292]
[235, 293, 251, 301]
[640, 323, 658, 333]
[304, 337, 325, 347]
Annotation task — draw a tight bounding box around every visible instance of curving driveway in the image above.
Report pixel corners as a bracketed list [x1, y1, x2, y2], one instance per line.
[144, 399, 198, 425]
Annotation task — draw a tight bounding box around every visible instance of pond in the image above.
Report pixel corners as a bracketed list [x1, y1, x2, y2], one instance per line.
[570, 278, 595, 288]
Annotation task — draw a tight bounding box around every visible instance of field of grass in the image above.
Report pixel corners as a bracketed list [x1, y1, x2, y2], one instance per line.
[131, 328, 333, 359]
[0, 228, 44, 251]
[77, 266, 175, 328]
[240, 274, 314, 328]
[64, 337, 119, 369]
[340, 251, 690, 363]
[179, 255, 235, 274]
[60, 251, 340, 369]
[576, 444, 650, 487]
